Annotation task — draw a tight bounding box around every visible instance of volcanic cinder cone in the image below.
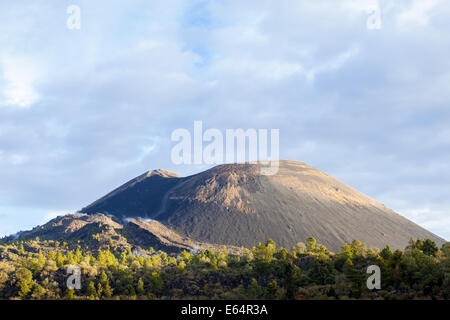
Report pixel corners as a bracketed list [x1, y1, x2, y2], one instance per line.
[81, 160, 446, 252]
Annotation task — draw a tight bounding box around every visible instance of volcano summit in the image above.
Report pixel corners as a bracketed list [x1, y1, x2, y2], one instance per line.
[81, 160, 445, 252]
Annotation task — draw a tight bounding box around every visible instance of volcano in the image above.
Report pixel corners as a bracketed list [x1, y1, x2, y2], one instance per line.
[81, 160, 445, 251]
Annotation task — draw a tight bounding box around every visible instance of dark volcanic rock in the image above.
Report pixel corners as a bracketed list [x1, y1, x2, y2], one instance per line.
[81, 169, 181, 219]
[81, 160, 446, 251]
[11, 214, 244, 255]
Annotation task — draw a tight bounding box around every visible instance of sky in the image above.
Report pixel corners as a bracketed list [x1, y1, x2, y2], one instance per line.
[0, 0, 449, 241]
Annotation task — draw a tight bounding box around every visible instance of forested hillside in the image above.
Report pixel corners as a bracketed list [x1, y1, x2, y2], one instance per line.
[0, 235, 448, 300]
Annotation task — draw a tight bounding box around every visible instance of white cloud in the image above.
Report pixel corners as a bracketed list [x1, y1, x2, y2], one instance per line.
[0, 0, 449, 241]
[9, 154, 27, 165]
[306, 46, 360, 82]
[212, 58, 303, 81]
[0, 151, 28, 165]
[342, 0, 380, 13]
[41, 210, 69, 224]
[117, 141, 159, 167]
[397, 0, 440, 27]
[402, 208, 449, 240]
[0, 55, 41, 108]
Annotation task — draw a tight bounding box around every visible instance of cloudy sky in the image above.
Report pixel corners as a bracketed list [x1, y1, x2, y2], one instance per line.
[0, 0, 449, 240]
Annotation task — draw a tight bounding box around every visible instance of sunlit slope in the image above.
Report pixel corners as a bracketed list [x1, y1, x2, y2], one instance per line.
[82, 160, 446, 251]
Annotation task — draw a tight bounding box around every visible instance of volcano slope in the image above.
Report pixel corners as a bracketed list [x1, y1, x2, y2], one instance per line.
[81, 160, 446, 252]
[9, 213, 244, 255]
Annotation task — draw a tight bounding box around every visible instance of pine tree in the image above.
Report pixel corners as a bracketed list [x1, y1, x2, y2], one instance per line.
[99, 270, 113, 298]
[97, 283, 103, 298]
[65, 289, 75, 300]
[16, 268, 34, 298]
[104, 281, 113, 298]
[137, 278, 145, 296]
[18, 243, 25, 255]
[306, 237, 317, 253]
[56, 252, 65, 267]
[247, 278, 263, 298]
[421, 239, 438, 256]
[31, 284, 46, 300]
[87, 280, 97, 299]
[99, 270, 108, 287]
[380, 245, 393, 260]
[266, 279, 279, 299]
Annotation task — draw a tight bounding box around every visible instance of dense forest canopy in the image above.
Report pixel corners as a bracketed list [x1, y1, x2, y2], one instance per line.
[0, 235, 448, 300]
